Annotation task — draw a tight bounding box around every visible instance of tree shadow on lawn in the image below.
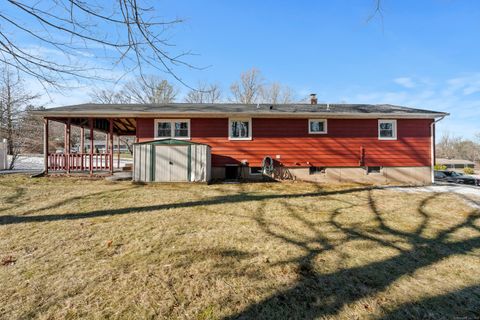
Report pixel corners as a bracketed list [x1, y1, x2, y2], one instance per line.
[0, 185, 27, 213]
[1, 183, 479, 319]
[223, 191, 480, 320]
[377, 284, 480, 320]
[0, 185, 377, 225]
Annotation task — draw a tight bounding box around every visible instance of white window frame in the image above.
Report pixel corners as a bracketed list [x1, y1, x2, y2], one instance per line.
[154, 119, 191, 140]
[378, 119, 397, 140]
[308, 119, 328, 134]
[229, 118, 252, 140]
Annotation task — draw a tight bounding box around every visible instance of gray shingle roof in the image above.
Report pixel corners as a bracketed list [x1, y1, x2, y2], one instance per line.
[37, 103, 448, 118]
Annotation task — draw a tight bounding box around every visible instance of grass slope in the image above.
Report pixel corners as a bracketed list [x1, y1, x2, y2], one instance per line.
[1, 175, 479, 319]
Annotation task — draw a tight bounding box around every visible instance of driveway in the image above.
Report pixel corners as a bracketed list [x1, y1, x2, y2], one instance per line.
[391, 183, 480, 209]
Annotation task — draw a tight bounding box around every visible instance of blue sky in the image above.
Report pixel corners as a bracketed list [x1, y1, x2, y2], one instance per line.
[17, 0, 480, 139]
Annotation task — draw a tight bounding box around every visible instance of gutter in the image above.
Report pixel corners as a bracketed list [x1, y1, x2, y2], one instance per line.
[430, 115, 447, 184]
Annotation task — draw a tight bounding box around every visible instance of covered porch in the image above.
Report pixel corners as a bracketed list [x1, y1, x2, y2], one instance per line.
[43, 117, 136, 175]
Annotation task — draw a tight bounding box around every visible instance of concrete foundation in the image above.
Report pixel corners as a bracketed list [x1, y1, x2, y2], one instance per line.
[289, 167, 432, 185]
[211, 166, 432, 185]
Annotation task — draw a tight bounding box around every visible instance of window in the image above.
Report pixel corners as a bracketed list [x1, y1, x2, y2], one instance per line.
[229, 118, 252, 140]
[174, 122, 189, 137]
[309, 167, 326, 175]
[309, 119, 327, 134]
[157, 122, 171, 137]
[378, 120, 397, 140]
[249, 167, 263, 175]
[367, 166, 382, 174]
[154, 119, 190, 139]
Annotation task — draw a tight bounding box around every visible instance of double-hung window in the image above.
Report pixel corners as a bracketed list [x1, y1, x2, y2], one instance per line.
[155, 119, 190, 139]
[308, 119, 327, 134]
[378, 120, 397, 140]
[229, 118, 252, 140]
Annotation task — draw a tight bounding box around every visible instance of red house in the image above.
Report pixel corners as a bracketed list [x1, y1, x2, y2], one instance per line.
[39, 101, 447, 184]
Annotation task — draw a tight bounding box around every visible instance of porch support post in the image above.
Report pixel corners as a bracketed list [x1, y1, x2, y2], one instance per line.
[43, 118, 49, 174]
[117, 135, 120, 169]
[80, 126, 85, 170]
[66, 119, 71, 174]
[89, 118, 94, 176]
[80, 127, 85, 153]
[109, 118, 114, 174]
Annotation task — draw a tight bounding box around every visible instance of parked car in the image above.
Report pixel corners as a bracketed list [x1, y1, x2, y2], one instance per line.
[434, 170, 479, 186]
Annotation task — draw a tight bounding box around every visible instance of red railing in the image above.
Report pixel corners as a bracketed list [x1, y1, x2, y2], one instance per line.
[48, 153, 111, 171]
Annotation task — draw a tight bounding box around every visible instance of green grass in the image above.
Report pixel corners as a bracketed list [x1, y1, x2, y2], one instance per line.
[1, 175, 479, 319]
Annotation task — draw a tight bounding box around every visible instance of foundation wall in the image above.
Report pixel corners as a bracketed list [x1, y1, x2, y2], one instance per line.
[211, 166, 432, 185]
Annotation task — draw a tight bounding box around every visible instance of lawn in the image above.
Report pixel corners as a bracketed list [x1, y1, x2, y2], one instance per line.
[1, 175, 479, 319]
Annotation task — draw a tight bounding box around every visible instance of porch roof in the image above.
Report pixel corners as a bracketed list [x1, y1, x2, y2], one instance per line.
[46, 117, 136, 136]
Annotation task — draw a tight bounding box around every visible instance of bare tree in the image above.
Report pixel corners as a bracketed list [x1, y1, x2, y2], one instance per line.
[261, 82, 294, 104]
[0, 1, 195, 87]
[0, 68, 40, 168]
[367, 0, 384, 23]
[436, 132, 480, 162]
[19, 105, 47, 154]
[185, 82, 222, 103]
[230, 68, 264, 104]
[90, 76, 178, 104]
[123, 76, 178, 103]
[89, 89, 131, 104]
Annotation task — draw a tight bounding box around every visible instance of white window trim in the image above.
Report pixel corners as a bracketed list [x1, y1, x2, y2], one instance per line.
[228, 118, 252, 140]
[154, 119, 191, 140]
[378, 119, 397, 140]
[249, 167, 263, 175]
[308, 119, 328, 134]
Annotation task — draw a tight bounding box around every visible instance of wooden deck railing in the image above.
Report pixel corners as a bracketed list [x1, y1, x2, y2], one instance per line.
[48, 153, 111, 171]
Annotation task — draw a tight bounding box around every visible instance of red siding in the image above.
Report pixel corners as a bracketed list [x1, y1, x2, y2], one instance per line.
[137, 118, 432, 167]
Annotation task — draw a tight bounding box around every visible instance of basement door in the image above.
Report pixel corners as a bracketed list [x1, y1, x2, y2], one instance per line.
[154, 145, 189, 182]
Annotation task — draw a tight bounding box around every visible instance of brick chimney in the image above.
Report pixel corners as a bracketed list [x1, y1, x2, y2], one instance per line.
[310, 93, 318, 105]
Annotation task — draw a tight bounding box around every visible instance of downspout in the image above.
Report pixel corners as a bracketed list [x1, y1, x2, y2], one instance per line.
[430, 115, 446, 184]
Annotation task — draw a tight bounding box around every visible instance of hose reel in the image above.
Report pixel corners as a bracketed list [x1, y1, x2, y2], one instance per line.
[261, 156, 274, 175]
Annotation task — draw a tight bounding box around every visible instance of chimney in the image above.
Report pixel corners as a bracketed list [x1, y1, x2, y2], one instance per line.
[310, 93, 317, 105]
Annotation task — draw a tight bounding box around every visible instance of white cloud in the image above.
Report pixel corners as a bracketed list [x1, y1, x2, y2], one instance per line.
[444, 73, 480, 96]
[394, 77, 416, 88]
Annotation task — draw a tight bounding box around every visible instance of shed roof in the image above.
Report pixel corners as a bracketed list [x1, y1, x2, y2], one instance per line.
[38, 103, 448, 119]
[134, 139, 210, 146]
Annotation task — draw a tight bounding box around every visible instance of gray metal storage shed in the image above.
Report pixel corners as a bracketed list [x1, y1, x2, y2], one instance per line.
[133, 139, 211, 182]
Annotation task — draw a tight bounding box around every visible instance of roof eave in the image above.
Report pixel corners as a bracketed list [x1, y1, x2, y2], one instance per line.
[35, 111, 449, 119]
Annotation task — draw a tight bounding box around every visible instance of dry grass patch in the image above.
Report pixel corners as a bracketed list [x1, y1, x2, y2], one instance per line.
[1, 175, 479, 319]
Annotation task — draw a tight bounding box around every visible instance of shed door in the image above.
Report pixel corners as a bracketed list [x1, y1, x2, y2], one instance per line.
[154, 145, 189, 182]
[169, 146, 189, 182]
[155, 146, 171, 182]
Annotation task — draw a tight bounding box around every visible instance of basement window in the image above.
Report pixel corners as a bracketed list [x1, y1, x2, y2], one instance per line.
[378, 120, 397, 140]
[309, 167, 326, 175]
[367, 166, 382, 174]
[155, 119, 190, 139]
[249, 167, 262, 175]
